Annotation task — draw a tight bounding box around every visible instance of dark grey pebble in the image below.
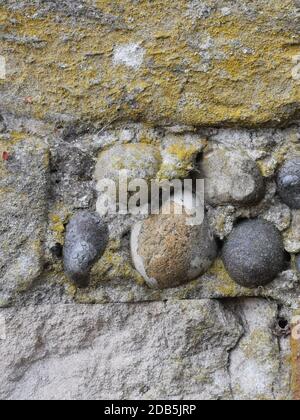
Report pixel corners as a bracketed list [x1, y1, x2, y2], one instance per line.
[277, 157, 300, 209]
[222, 219, 286, 288]
[63, 211, 108, 287]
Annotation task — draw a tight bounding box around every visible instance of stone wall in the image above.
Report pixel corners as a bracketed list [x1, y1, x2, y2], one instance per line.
[0, 0, 300, 400]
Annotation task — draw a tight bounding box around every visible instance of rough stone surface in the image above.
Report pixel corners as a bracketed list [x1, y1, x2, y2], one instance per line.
[283, 210, 300, 253]
[200, 148, 265, 206]
[229, 299, 292, 400]
[277, 157, 300, 209]
[262, 203, 291, 232]
[63, 211, 108, 287]
[0, 300, 241, 400]
[0, 1, 299, 127]
[296, 255, 300, 272]
[207, 205, 236, 239]
[94, 143, 161, 213]
[131, 198, 217, 289]
[0, 120, 298, 308]
[222, 219, 286, 288]
[0, 299, 292, 400]
[0, 0, 300, 398]
[0, 136, 49, 306]
[157, 133, 206, 180]
[95, 144, 161, 188]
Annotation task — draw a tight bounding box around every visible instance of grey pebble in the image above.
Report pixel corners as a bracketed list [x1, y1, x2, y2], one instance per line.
[277, 157, 300, 209]
[63, 211, 108, 287]
[201, 149, 265, 207]
[296, 255, 300, 272]
[222, 219, 286, 288]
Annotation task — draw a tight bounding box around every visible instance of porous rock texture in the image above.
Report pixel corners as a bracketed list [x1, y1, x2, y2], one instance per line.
[222, 219, 286, 288]
[0, 137, 49, 307]
[0, 0, 300, 126]
[95, 144, 161, 189]
[0, 299, 292, 400]
[0, 0, 300, 400]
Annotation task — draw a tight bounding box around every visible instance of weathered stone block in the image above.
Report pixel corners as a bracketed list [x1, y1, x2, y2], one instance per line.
[0, 299, 292, 400]
[0, 137, 49, 306]
[229, 299, 292, 400]
[0, 300, 242, 400]
[0, 0, 299, 127]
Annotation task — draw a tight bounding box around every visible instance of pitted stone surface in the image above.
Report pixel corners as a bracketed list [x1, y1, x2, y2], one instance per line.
[0, 299, 292, 400]
[0, 1, 299, 126]
[0, 137, 49, 306]
[63, 212, 108, 287]
[222, 219, 286, 288]
[0, 0, 300, 401]
[95, 144, 161, 185]
[229, 299, 292, 400]
[0, 300, 242, 400]
[262, 203, 291, 232]
[277, 157, 300, 210]
[283, 210, 300, 254]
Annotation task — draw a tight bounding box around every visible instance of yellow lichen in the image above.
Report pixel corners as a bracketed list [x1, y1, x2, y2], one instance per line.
[49, 209, 70, 243]
[241, 329, 277, 361]
[167, 143, 199, 163]
[207, 259, 240, 296]
[0, 2, 298, 127]
[90, 240, 145, 286]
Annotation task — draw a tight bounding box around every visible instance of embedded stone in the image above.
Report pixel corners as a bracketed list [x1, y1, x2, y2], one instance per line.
[262, 203, 291, 232]
[95, 143, 161, 212]
[201, 149, 265, 207]
[63, 212, 109, 287]
[222, 219, 286, 288]
[277, 157, 300, 209]
[157, 134, 206, 180]
[283, 210, 300, 253]
[131, 193, 217, 289]
[95, 144, 161, 186]
[296, 255, 300, 273]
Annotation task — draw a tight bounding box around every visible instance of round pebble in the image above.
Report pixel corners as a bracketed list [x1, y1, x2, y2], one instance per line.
[201, 149, 265, 206]
[277, 157, 300, 209]
[63, 211, 108, 287]
[131, 192, 217, 289]
[95, 144, 161, 212]
[95, 143, 161, 187]
[222, 219, 286, 288]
